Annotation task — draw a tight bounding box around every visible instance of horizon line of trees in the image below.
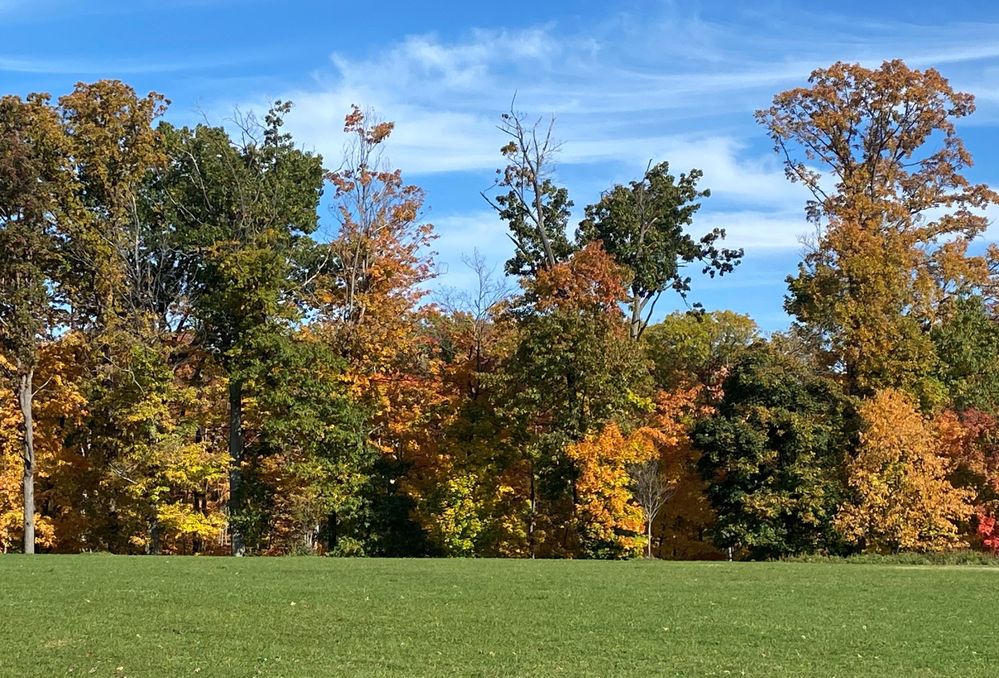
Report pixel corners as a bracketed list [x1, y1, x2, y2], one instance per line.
[2, 58, 999, 559]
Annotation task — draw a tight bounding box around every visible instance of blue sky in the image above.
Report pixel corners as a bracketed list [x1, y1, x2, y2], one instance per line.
[4, 0, 999, 331]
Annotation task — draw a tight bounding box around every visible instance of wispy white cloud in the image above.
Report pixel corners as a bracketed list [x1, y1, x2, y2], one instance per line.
[225, 2, 999, 292]
[265, 8, 999, 179]
[697, 209, 804, 252]
[428, 210, 512, 290]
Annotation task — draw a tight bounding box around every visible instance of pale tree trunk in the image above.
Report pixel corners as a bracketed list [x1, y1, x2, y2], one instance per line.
[630, 296, 643, 341]
[18, 366, 35, 555]
[646, 517, 653, 559]
[630, 286, 657, 342]
[528, 464, 537, 560]
[228, 377, 245, 557]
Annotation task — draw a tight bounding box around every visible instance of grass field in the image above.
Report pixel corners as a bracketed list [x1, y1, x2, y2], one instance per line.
[0, 556, 995, 677]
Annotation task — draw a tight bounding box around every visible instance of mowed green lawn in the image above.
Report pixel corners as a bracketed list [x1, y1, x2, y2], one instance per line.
[0, 556, 995, 677]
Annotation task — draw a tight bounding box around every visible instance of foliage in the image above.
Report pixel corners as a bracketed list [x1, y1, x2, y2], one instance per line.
[0, 93, 72, 553]
[486, 110, 574, 276]
[643, 310, 759, 394]
[500, 243, 651, 556]
[170, 103, 326, 554]
[3, 64, 999, 560]
[758, 60, 999, 398]
[694, 346, 851, 558]
[566, 422, 653, 558]
[932, 296, 999, 413]
[578, 162, 742, 338]
[0, 93, 68, 368]
[315, 106, 441, 555]
[836, 389, 974, 552]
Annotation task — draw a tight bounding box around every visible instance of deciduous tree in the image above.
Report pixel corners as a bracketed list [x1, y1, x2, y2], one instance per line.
[694, 346, 850, 558]
[758, 60, 999, 398]
[501, 244, 651, 556]
[836, 389, 974, 552]
[643, 311, 758, 396]
[932, 296, 999, 413]
[578, 163, 741, 339]
[567, 422, 652, 559]
[485, 109, 574, 276]
[316, 106, 441, 555]
[169, 103, 325, 554]
[628, 458, 675, 558]
[0, 93, 72, 553]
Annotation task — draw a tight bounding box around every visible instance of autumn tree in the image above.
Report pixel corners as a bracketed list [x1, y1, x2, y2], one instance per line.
[421, 254, 521, 556]
[626, 389, 700, 559]
[638, 315, 759, 558]
[435, 251, 513, 400]
[0, 386, 24, 551]
[58, 81, 169, 329]
[836, 389, 974, 552]
[0, 344, 78, 553]
[315, 106, 440, 556]
[757, 60, 999, 398]
[934, 408, 999, 552]
[652, 414, 719, 559]
[0, 94, 73, 553]
[567, 387, 703, 560]
[500, 244, 651, 556]
[566, 422, 653, 559]
[578, 163, 742, 339]
[322, 106, 435, 331]
[643, 311, 759, 396]
[43, 81, 232, 554]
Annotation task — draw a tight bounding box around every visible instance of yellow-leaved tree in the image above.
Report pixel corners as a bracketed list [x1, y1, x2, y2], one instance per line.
[566, 422, 653, 559]
[836, 389, 974, 552]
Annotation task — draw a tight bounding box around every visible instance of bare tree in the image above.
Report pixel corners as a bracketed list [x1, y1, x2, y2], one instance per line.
[629, 459, 676, 559]
[437, 249, 511, 395]
[482, 103, 574, 276]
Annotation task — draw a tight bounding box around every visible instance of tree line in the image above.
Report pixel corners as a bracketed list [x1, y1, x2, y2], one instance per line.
[1, 59, 998, 559]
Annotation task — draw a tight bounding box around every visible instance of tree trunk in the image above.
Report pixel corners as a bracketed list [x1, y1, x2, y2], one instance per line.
[228, 377, 245, 556]
[192, 492, 203, 554]
[147, 518, 161, 555]
[326, 511, 338, 553]
[528, 464, 536, 560]
[630, 294, 643, 341]
[18, 367, 35, 555]
[646, 517, 653, 559]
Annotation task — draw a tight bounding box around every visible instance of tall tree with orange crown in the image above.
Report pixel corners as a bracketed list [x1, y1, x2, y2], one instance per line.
[836, 389, 974, 552]
[315, 106, 441, 555]
[758, 60, 999, 399]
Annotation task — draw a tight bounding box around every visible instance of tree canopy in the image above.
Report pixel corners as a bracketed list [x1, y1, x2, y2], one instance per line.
[2, 62, 998, 561]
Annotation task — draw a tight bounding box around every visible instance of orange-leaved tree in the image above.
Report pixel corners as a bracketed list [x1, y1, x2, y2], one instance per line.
[567, 422, 653, 558]
[836, 389, 974, 552]
[317, 106, 442, 554]
[935, 408, 999, 550]
[502, 243, 652, 557]
[758, 60, 999, 399]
